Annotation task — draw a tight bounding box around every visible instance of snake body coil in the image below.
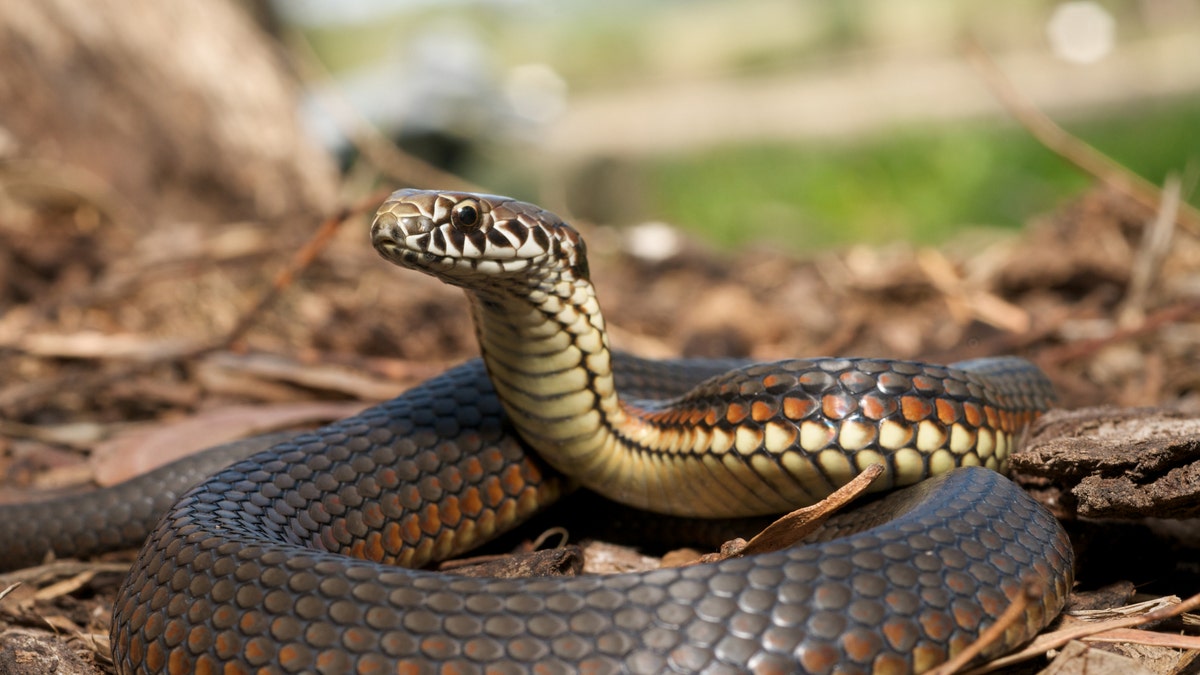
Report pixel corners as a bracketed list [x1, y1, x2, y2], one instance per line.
[0, 190, 1073, 674]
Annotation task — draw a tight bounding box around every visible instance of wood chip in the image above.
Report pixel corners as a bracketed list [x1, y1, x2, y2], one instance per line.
[1014, 405, 1200, 518]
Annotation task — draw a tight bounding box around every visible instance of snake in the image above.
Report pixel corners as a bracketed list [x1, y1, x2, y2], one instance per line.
[0, 189, 1074, 675]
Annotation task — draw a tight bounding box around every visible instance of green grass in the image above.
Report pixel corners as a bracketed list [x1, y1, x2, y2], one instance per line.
[643, 97, 1200, 250]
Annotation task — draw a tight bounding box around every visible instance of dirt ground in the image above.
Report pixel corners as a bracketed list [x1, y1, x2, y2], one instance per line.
[1, 184, 1199, 673]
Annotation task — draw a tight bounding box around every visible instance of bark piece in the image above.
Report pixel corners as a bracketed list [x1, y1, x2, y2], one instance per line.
[1013, 405, 1200, 518]
[0, 630, 100, 675]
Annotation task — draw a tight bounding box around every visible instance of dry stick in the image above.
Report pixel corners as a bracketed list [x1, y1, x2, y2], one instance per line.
[675, 464, 885, 567]
[966, 591, 1200, 675]
[1040, 296, 1200, 366]
[736, 463, 885, 557]
[1119, 174, 1181, 327]
[1027, 172, 1195, 365]
[927, 580, 1037, 675]
[1083, 627, 1200, 650]
[963, 41, 1200, 236]
[1034, 174, 1200, 366]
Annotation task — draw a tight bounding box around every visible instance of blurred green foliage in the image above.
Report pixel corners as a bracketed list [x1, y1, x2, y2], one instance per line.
[644, 96, 1199, 250]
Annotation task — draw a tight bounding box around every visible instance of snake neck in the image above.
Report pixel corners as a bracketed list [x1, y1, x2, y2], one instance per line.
[466, 275, 652, 485]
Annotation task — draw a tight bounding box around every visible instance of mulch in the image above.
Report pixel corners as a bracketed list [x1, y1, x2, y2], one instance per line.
[1, 184, 1198, 673]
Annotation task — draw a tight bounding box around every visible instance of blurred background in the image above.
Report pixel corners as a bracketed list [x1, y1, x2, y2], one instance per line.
[283, 0, 1200, 249]
[2, 5, 1200, 647]
[0, 0, 1196, 371]
[1, 0, 1197, 403]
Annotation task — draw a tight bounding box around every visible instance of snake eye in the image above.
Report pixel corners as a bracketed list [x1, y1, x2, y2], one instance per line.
[451, 200, 481, 229]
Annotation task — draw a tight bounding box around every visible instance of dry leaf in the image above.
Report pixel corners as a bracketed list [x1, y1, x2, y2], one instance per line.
[90, 402, 366, 485]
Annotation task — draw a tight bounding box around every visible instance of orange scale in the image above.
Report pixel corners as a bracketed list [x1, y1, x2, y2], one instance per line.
[704, 407, 722, 427]
[461, 457, 484, 482]
[934, 399, 962, 425]
[917, 609, 954, 641]
[911, 375, 940, 393]
[983, 405, 1000, 429]
[440, 496, 462, 527]
[143, 638, 164, 672]
[460, 487, 483, 517]
[340, 626, 376, 656]
[169, 650, 193, 675]
[162, 617, 187, 645]
[501, 464, 527, 495]
[398, 514, 422, 540]
[951, 601, 983, 631]
[782, 396, 816, 420]
[900, 396, 934, 422]
[240, 637, 273, 666]
[211, 628, 239, 658]
[751, 398, 779, 422]
[962, 401, 983, 427]
[420, 505, 442, 536]
[821, 392, 857, 420]
[725, 402, 751, 425]
[484, 479, 505, 507]
[383, 522, 404, 555]
[840, 630, 883, 662]
[859, 393, 896, 420]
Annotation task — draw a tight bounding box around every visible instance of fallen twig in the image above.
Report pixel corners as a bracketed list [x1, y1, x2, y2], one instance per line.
[964, 41, 1200, 235]
[1119, 174, 1180, 327]
[0, 582, 19, 604]
[217, 188, 393, 349]
[1081, 627, 1200, 650]
[684, 463, 885, 564]
[1040, 296, 1200, 367]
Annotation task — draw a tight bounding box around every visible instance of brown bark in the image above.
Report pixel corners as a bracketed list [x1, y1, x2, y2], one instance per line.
[1014, 404, 1200, 519]
[0, 0, 337, 225]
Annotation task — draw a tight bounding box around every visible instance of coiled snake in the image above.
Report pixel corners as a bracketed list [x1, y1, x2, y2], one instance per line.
[0, 189, 1073, 674]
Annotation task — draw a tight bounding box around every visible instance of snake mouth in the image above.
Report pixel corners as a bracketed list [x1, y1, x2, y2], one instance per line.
[374, 240, 440, 270]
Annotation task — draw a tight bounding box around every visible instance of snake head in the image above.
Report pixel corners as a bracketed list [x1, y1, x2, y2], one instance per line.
[372, 189, 588, 287]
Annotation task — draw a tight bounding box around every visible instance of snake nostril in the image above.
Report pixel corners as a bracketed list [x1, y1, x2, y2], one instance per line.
[371, 212, 397, 236]
[372, 211, 438, 253]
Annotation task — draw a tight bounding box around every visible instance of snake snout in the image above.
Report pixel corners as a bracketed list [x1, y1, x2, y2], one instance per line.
[373, 210, 433, 240]
[371, 210, 433, 263]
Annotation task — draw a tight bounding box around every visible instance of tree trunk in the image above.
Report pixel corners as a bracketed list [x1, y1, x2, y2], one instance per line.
[0, 0, 337, 225]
